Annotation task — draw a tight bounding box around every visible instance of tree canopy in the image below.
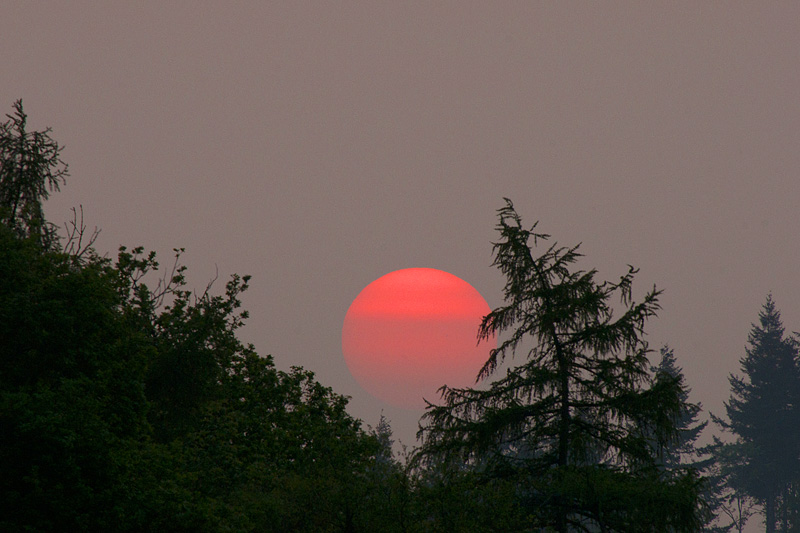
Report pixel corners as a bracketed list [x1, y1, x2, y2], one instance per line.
[417, 198, 705, 531]
[714, 296, 800, 533]
[0, 99, 67, 247]
[5, 101, 774, 532]
[0, 100, 401, 532]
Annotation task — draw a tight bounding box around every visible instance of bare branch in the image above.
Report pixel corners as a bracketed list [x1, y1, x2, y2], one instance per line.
[62, 205, 100, 259]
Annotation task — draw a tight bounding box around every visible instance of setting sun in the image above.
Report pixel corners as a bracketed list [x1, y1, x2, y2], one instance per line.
[342, 268, 494, 409]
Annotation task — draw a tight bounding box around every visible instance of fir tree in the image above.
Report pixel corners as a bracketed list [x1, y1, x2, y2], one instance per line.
[652, 346, 707, 471]
[0, 99, 67, 248]
[417, 198, 704, 532]
[714, 295, 800, 533]
[653, 346, 726, 531]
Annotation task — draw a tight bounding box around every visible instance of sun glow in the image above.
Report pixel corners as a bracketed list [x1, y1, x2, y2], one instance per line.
[342, 268, 494, 409]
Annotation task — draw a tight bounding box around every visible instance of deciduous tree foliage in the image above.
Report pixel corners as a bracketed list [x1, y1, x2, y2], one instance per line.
[0, 101, 403, 532]
[417, 199, 705, 532]
[0, 224, 145, 530]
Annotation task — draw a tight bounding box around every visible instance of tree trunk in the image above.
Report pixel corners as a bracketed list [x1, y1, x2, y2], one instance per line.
[531, 247, 571, 533]
[767, 492, 776, 533]
[556, 353, 570, 533]
[783, 484, 788, 533]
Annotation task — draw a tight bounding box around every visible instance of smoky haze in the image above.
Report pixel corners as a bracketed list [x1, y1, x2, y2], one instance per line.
[3, 4, 799, 529]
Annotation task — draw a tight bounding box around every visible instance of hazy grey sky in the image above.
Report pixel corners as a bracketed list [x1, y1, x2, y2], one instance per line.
[4, 1, 799, 471]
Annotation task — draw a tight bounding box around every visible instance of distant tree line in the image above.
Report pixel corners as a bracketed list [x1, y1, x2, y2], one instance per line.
[3, 100, 799, 532]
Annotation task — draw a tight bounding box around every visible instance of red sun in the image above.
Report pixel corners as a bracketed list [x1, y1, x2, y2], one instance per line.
[342, 268, 494, 409]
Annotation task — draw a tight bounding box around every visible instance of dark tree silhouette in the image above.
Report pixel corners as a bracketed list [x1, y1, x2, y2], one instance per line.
[0, 100, 400, 532]
[0, 100, 67, 247]
[714, 296, 800, 533]
[417, 198, 705, 532]
[652, 346, 707, 471]
[653, 346, 730, 531]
